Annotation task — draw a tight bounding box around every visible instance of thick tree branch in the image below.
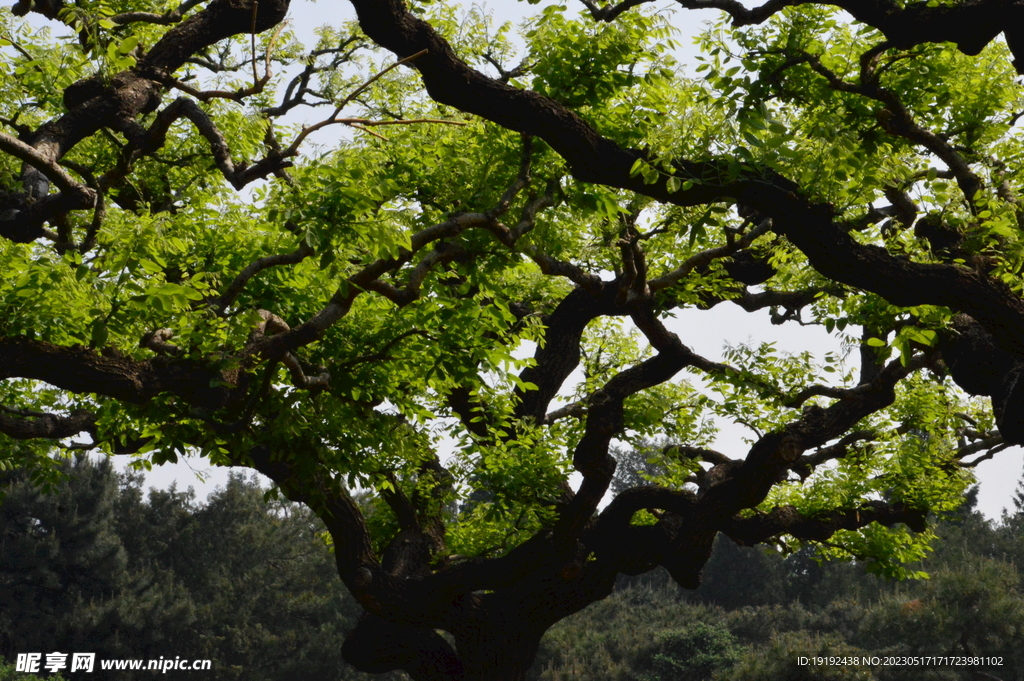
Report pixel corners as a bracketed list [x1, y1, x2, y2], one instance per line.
[343, 613, 465, 681]
[791, 429, 877, 478]
[0, 133, 97, 199]
[578, 0, 656, 21]
[0, 337, 241, 410]
[721, 500, 928, 546]
[554, 325, 703, 541]
[1, 0, 291, 245]
[674, 0, 1022, 71]
[648, 220, 772, 293]
[698, 354, 927, 521]
[0, 405, 96, 440]
[514, 284, 623, 423]
[110, 0, 205, 25]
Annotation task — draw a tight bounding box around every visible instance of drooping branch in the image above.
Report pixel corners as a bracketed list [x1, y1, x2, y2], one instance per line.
[584, 0, 1024, 70]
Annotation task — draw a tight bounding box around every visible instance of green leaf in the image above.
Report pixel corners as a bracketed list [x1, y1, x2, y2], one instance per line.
[118, 35, 139, 55]
[89, 320, 108, 348]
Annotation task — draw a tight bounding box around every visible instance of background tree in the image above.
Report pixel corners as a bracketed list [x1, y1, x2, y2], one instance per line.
[0, 456, 126, 663]
[2, 0, 1024, 678]
[1, 457, 390, 680]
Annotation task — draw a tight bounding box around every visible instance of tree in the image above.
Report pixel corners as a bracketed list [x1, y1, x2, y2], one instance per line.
[0, 456, 127, 662]
[1, 0, 1022, 677]
[2, 458, 390, 680]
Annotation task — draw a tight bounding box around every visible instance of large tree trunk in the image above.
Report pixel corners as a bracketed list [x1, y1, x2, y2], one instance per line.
[342, 613, 466, 680]
[342, 610, 546, 681]
[451, 619, 545, 681]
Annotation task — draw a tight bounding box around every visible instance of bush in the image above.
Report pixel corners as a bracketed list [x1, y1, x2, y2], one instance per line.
[634, 622, 740, 681]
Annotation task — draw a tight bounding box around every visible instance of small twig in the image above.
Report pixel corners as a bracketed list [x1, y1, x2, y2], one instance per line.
[339, 49, 429, 110]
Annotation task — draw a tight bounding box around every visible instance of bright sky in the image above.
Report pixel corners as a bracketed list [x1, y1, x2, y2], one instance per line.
[105, 0, 1024, 520]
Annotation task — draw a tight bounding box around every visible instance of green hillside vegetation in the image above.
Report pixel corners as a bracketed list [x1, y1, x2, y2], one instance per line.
[1, 456, 400, 680]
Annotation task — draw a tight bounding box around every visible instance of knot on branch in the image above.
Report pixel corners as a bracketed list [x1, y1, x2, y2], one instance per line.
[256, 309, 290, 336]
[251, 310, 330, 390]
[140, 328, 182, 356]
[63, 75, 111, 111]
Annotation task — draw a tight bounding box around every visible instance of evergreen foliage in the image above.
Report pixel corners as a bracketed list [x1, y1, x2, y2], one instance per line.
[1, 457, 394, 680]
